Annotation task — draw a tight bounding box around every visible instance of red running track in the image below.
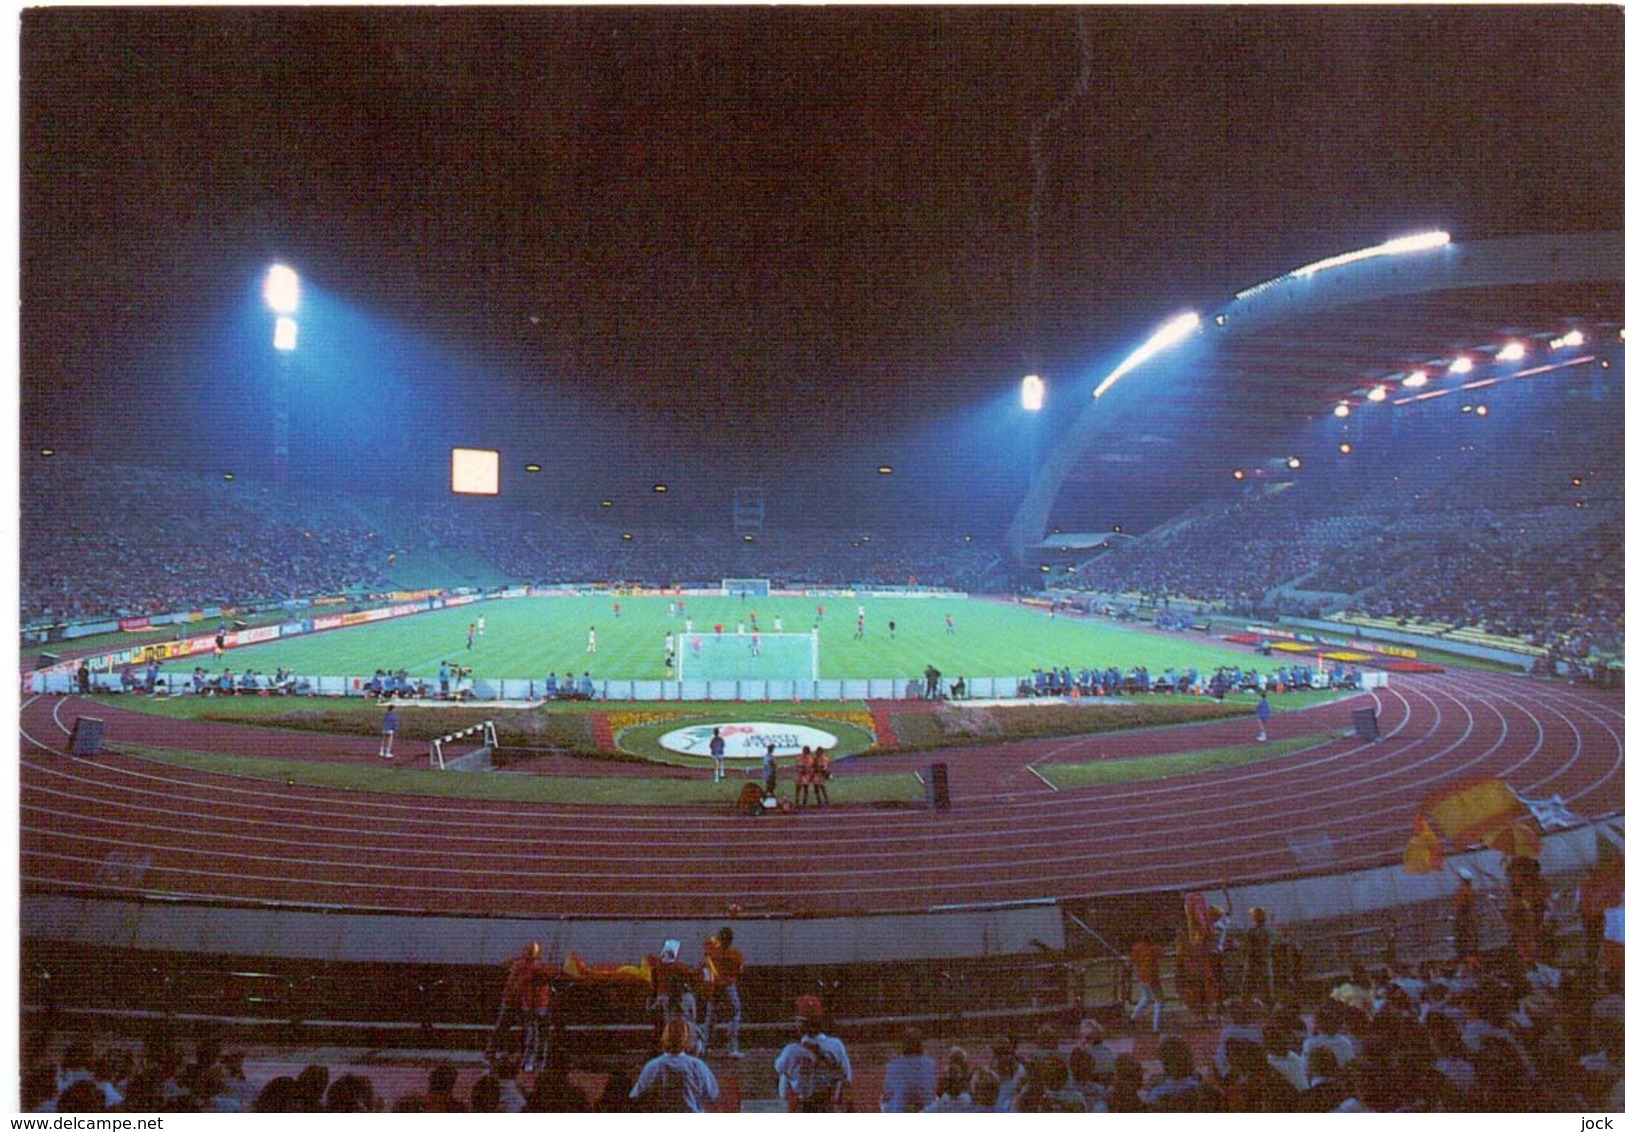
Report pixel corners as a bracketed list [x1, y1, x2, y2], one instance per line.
[19, 671, 1624, 919]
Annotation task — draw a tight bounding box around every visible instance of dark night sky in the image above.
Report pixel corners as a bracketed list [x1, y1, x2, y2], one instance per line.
[19, 6, 1623, 530]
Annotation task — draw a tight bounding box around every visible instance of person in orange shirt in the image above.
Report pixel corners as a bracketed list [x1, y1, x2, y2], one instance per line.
[1128, 936, 1165, 1033]
[702, 927, 745, 1058]
[795, 746, 814, 809]
[489, 941, 559, 1073]
[811, 747, 832, 807]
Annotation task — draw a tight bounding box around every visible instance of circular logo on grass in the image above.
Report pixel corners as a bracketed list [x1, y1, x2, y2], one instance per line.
[661, 722, 840, 759]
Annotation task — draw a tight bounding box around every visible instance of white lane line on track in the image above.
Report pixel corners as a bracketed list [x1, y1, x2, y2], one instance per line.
[18, 694, 68, 755]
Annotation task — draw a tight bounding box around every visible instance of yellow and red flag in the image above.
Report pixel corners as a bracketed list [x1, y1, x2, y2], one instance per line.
[1403, 777, 1540, 873]
[563, 953, 652, 985]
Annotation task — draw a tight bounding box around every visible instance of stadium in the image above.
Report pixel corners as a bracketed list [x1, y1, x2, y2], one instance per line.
[16, 6, 1625, 1117]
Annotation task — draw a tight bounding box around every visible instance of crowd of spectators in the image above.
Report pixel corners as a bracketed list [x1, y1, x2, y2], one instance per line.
[27, 947, 1625, 1113]
[1015, 661, 1358, 699]
[1343, 509, 1625, 659]
[1067, 483, 1623, 662]
[407, 500, 1011, 595]
[21, 464, 1011, 631]
[21, 463, 391, 626]
[24, 456, 1622, 666]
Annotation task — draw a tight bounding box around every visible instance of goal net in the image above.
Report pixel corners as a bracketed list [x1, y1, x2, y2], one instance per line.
[721, 577, 771, 597]
[678, 631, 818, 681]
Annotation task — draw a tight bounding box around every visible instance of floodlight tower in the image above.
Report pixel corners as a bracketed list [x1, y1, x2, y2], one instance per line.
[263, 264, 300, 488]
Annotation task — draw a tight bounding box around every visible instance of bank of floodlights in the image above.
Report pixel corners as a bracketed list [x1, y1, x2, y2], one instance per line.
[1289, 230, 1450, 280]
[1092, 310, 1202, 399]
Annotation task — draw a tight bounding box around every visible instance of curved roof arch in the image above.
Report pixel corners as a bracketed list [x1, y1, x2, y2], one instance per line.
[1007, 230, 1625, 559]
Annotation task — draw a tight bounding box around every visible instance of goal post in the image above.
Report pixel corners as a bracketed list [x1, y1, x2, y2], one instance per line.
[721, 577, 771, 597]
[677, 631, 818, 681]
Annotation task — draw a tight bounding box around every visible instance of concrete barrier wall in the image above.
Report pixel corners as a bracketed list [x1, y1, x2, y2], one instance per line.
[21, 895, 1066, 969]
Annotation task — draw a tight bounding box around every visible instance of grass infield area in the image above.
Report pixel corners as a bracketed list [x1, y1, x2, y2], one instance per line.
[148, 593, 1276, 684]
[93, 593, 1353, 804]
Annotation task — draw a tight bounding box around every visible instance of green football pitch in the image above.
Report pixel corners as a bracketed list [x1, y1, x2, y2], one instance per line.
[205, 595, 1259, 684]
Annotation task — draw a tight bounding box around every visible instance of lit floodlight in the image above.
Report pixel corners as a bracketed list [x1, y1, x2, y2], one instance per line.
[1092, 310, 1201, 399]
[263, 263, 300, 315]
[1366, 385, 1388, 403]
[1021, 374, 1045, 412]
[1448, 355, 1473, 375]
[1286, 456, 1303, 470]
[273, 316, 298, 352]
[1231, 468, 1246, 481]
[1332, 401, 1352, 419]
[1401, 370, 1429, 389]
[1289, 230, 1450, 280]
[1476, 404, 1489, 416]
[1559, 329, 1585, 348]
[1496, 340, 1526, 362]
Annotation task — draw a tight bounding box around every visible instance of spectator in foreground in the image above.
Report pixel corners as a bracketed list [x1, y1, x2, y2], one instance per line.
[629, 1018, 718, 1113]
[879, 1027, 936, 1111]
[774, 994, 852, 1112]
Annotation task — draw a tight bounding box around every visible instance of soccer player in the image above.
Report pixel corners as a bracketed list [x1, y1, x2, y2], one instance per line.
[467, 623, 476, 650]
[587, 626, 598, 653]
[665, 630, 676, 655]
[945, 613, 955, 634]
[751, 629, 762, 657]
[477, 614, 486, 636]
[613, 601, 622, 619]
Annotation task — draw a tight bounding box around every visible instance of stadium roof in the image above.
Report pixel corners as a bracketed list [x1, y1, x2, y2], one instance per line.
[1009, 231, 1625, 555]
